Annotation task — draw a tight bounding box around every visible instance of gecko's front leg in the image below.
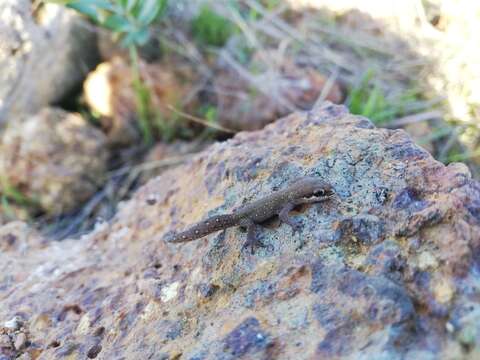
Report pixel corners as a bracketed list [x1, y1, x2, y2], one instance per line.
[279, 202, 303, 235]
[240, 218, 266, 254]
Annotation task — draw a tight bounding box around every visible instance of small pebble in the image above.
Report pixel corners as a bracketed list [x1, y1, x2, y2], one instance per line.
[14, 332, 27, 351]
[0, 334, 12, 348]
[445, 322, 455, 333]
[146, 194, 158, 205]
[87, 343, 102, 358]
[4, 316, 23, 330]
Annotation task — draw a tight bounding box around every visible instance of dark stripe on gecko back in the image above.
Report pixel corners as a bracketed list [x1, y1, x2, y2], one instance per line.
[168, 214, 239, 243]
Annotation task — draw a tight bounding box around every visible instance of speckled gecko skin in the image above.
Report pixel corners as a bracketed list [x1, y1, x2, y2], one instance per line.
[167, 177, 335, 253]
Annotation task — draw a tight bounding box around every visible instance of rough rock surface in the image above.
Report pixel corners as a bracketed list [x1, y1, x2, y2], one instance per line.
[1, 103, 480, 359]
[0, 107, 108, 216]
[0, 0, 98, 123]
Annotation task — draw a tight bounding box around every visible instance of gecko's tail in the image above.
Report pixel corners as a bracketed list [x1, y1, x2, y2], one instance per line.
[166, 214, 239, 243]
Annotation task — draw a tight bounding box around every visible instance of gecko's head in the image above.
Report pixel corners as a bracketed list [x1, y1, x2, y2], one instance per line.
[295, 177, 335, 201]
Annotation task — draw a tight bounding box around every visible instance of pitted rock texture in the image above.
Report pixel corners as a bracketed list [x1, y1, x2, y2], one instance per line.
[1, 103, 480, 359]
[0, 107, 108, 216]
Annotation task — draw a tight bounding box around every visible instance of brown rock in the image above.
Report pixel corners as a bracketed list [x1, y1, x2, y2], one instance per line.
[0, 107, 108, 216]
[0, 103, 479, 359]
[84, 56, 198, 146]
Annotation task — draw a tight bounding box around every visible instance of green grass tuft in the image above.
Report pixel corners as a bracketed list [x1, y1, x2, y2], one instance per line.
[347, 70, 419, 125]
[0, 176, 40, 208]
[191, 5, 236, 47]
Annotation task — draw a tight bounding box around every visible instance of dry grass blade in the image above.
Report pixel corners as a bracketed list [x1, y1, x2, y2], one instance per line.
[438, 124, 467, 162]
[109, 154, 191, 178]
[167, 105, 236, 133]
[216, 50, 297, 112]
[47, 153, 192, 240]
[386, 110, 443, 128]
[244, 0, 355, 72]
[317, 68, 340, 104]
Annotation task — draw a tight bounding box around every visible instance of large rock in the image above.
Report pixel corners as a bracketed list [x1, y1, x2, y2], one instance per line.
[0, 0, 98, 123]
[0, 107, 108, 216]
[1, 103, 480, 359]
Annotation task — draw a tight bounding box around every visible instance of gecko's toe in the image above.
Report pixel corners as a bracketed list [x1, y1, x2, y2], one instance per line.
[290, 222, 303, 235]
[242, 238, 267, 255]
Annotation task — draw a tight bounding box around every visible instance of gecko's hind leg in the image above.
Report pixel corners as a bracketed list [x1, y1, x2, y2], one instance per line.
[240, 219, 267, 254]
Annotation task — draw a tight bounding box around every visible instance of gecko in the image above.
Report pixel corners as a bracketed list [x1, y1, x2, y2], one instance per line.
[166, 177, 335, 253]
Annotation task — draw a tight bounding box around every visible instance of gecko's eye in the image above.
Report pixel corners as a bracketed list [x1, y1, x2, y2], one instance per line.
[313, 189, 325, 197]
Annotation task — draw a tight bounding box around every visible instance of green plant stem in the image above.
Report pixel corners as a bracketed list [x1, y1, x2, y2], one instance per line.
[129, 45, 153, 146]
[0, 176, 39, 207]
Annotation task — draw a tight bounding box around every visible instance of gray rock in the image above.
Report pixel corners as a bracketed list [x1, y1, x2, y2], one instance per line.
[0, 0, 98, 124]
